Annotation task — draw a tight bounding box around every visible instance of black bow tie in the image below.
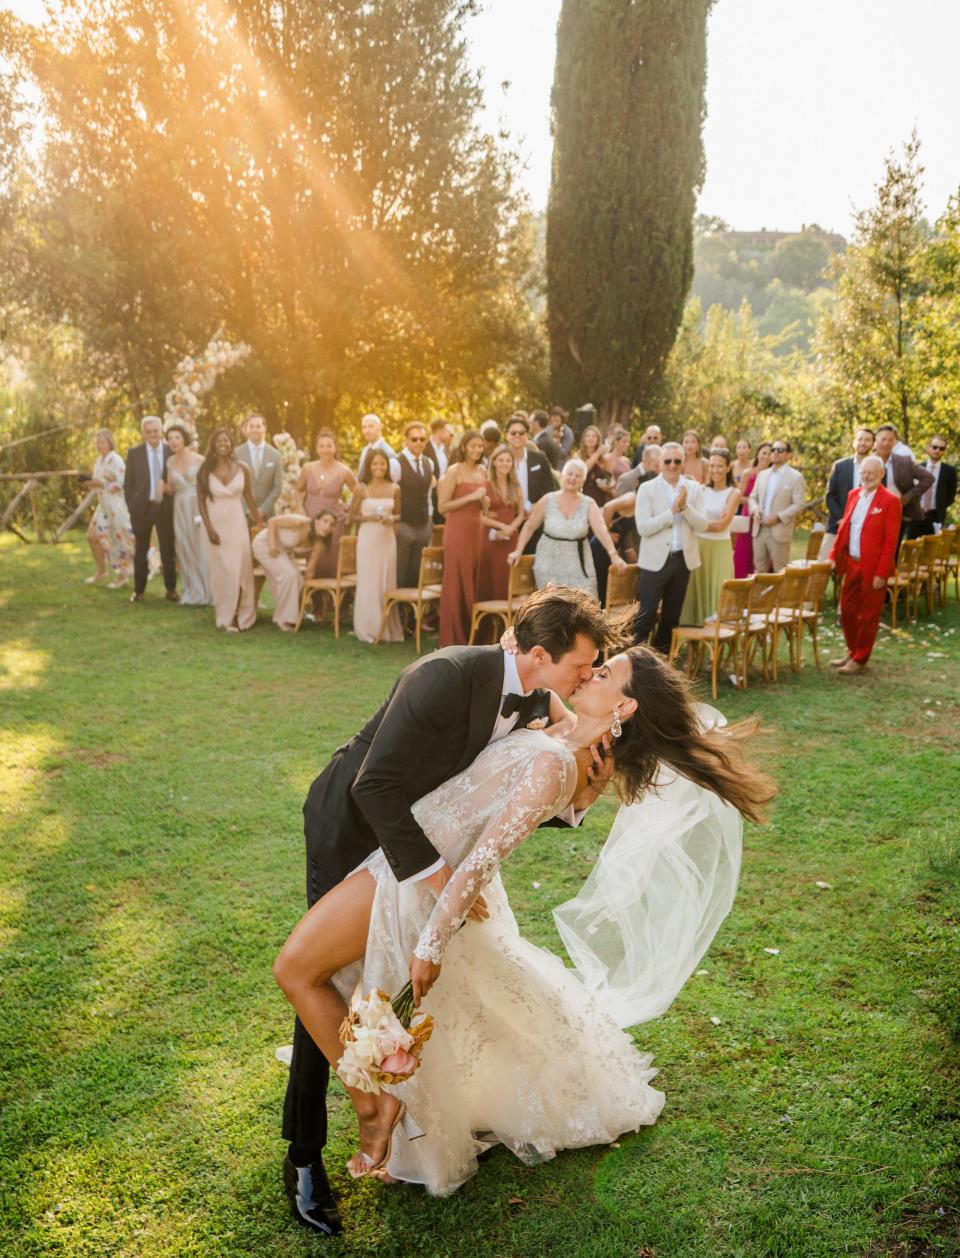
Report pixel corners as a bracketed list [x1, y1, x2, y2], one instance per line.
[500, 689, 550, 726]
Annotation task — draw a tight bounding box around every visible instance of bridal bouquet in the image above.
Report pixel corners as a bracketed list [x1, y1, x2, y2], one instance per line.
[338, 982, 434, 1094]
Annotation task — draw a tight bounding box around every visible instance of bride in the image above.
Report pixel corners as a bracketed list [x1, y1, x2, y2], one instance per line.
[274, 646, 774, 1196]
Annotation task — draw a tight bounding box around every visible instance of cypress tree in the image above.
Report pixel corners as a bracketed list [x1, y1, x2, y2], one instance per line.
[547, 0, 712, 426]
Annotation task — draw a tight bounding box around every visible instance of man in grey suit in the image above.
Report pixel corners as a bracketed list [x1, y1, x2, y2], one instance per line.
[235, 414, 283, 519]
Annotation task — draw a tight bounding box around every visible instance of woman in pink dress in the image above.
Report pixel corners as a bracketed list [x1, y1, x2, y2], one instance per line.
[348, 450, 402, 643]
[437, 431, 488, 646]
[681, 429, 709, 484]
[733, 441, 771, 579]
[296, 429, 357, 578]
[478, 444, 525, 601]
[198, 427, 263, 633]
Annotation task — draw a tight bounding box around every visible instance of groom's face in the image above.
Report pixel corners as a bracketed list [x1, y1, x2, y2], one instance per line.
[534, 634, 599, 699]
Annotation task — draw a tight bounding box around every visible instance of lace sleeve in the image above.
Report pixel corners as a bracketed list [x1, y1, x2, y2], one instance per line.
[413, 748, 576, 963]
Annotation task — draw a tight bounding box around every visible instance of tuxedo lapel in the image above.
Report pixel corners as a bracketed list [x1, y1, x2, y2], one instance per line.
[457, 647, 505, 773]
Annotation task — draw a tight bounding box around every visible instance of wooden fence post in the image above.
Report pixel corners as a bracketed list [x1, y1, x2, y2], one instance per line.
[1, 478, 39, 535]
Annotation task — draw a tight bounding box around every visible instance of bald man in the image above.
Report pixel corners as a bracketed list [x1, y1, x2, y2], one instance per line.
[829, 455, 902, 675]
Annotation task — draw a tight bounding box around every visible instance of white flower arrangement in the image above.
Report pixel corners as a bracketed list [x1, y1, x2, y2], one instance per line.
[337, 984, 433, 1095]
[272, 431, 307, 514]
[163, 326, 251, 440]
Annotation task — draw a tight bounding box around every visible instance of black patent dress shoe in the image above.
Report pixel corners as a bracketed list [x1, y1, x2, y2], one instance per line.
[165, 589, 180, 602]
[283, 1154, 343, 1237]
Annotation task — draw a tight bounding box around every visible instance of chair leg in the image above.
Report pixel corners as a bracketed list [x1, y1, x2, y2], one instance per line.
[668, 631, 680, 668]
[709, 643, 719, 700]
[415, 600, 422, 654]
[810, 618, 821, 668]
[374, 598, 393, 646]
[771, 624, 780, 681]
[294, 587, 308, 632]
[468, 608, 480, 645]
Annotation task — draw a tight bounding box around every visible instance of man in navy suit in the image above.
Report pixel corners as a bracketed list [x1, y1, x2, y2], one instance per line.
[820, 427, 875, 558]
[123, 416, 178, 603]
[908, 435, 957, 538]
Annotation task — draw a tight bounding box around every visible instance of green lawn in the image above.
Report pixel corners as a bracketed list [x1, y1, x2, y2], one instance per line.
[1, 535, 959, 1258]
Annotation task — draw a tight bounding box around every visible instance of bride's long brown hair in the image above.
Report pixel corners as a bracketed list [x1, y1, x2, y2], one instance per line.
[610, 646, 776, 824]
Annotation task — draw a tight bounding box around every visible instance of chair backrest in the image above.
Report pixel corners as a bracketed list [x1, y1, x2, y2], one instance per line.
[605, 562, 640, 612]
[919, 534, 939, 567]
[715, 577, 754, 626]
[805, 531, 825, 561]
[802, 561, 832, 609]
[507, 555, 537, 606]
[418, 545, 444, 590]
[336, 533, 358, 579]
[951, 528, 960, 556]
[777, 567, 808, 612]
[936, 527, 956, 562]
[748, 571, 783, 617]
[895, 538, 921, 576]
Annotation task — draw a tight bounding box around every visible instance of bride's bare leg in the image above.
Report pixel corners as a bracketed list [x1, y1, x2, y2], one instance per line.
[273, 870, 402, 1173]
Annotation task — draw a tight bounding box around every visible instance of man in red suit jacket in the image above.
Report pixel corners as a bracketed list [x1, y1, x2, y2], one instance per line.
[829, 455, 902, 675]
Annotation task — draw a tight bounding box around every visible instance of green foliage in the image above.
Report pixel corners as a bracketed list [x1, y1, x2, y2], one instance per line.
[815, 133, 929, 442]
[1, 538, 959, 1256]
[547, 0, 711, 427]
[5, 0, 543, 444]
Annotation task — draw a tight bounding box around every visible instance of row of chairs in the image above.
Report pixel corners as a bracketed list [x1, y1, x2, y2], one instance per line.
[885, 528, 958, 627]
[669, 564, 833, 699]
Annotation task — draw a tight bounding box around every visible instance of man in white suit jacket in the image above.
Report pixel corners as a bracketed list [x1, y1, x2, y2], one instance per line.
[748, 438, 807, 572]
[235, 413, 283, 519]
[633, 442, 708, 653]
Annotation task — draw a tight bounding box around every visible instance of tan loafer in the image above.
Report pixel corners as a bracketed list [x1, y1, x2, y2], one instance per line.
[829, 655, 851, 669]
[837, 659, 866, 675]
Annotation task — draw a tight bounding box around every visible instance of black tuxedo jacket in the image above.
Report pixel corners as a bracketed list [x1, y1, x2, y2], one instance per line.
[304, 647, 508, 885]
[534, 430, 563, 471]
[124, 442, 173, 523]
[425, 441, 447, 521]
[825, 456, 856, 534]
[930, 461, 957, 524]
[524, 446, 556, 505]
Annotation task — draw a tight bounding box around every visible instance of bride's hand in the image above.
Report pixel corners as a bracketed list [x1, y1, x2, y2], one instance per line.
[410, 955, 442, 1006]
[424, 863, 488, 922]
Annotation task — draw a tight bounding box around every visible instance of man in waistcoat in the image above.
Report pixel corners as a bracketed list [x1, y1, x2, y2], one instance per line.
[395, 422, 437, 588]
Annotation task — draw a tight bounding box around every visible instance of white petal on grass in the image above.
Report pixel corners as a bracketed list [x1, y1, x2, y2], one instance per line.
[764, 947, 780, 955]
[709, 1016, 722, 1026]
[815, 880, 832, 890]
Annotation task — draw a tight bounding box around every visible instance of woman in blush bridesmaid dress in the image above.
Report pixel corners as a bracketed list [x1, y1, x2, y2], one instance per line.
[162, 422, 212, 605]
[198, 427, 264, 633]
[437, 431, 488, 647]
[348, 450, 402, 643]
[296, 429, 357, 579]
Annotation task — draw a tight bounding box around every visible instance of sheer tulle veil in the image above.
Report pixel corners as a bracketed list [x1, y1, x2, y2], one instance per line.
[553, 704, 742, 1029]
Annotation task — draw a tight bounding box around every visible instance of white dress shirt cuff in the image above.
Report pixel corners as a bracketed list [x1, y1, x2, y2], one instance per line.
[555, 804, 588, 827]
[400, 855, 446, 886]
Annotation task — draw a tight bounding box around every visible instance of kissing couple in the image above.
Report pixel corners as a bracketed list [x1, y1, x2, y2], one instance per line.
[274, 586, 775, 1234]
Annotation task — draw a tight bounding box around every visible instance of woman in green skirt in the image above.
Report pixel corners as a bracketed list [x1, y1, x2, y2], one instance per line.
[680, 448, 742, 625]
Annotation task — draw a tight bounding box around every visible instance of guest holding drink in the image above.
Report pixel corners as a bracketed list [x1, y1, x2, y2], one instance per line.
[296, 429, 357, 578]
[478, 444, 525, 601]
[348, 450, 402, 643]
[251, 511, 313, 631]
[438, 431, 488, 646]
[681, 429, 709, 484]
[161, 423, 212, 606]
[198, 427, 263, 633]
[680, 448, 741, 625]
[733, 443, 771, 578]
[84, 429, 135, 589]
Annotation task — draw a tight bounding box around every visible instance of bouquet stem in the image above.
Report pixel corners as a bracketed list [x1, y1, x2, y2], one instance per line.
[392, 981, 416, 1029]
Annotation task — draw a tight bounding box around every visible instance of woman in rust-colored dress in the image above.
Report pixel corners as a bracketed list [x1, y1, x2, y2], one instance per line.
[437, 431, 488, 647]
[478, 444, 525, 602]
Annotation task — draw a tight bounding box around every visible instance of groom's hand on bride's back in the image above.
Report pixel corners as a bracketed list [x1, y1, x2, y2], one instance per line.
[424, 864, 489, 922]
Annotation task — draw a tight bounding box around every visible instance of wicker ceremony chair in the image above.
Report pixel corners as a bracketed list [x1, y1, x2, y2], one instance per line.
[294, 534, 357, 636]
[468, 555, 536, 645]
[798, 561, 833, 669]
[376, 545, 444, 653]
[669, 577, 754, 699]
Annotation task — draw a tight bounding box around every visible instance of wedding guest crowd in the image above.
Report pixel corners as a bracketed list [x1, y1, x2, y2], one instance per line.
[84, 405, 955, 665]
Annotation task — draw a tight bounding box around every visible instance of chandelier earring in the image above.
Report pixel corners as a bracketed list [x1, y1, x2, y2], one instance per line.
[610, 708, 623, 740]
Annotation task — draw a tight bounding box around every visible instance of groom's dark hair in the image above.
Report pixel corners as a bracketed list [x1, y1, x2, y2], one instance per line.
[513, 587, 634, 661]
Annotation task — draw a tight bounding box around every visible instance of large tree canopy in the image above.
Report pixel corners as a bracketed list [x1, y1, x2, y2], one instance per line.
[10, 0, 542, 440]
[547, 0, 711, 426]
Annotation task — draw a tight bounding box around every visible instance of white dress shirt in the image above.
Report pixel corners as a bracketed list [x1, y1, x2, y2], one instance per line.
[515, 451, 531, 512]
[922, 461, 941, 513]
[433, 442, 450, 477]
[248, 439, 265, 475]
[659, 475, 684, 552]
[848, 488, 877, 560]
[148, 443, 163, 501]
[762, 465, 785, 518]
[851, 457, 863, 489]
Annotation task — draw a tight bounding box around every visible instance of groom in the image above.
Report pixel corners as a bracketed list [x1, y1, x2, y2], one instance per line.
[282, 586, 630, 1236]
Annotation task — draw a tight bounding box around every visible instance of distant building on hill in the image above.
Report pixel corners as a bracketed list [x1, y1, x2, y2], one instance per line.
[717, 226, 847, 257]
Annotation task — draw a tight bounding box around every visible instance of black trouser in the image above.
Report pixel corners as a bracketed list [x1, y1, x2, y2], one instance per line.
[591, 537, 611, 606]
[131, 504, 176, 594]
[281, 852, 342, 1156]
[907, 512, 937, 540]
[633, 551, 691, 654]
[396, 520, 431, 588]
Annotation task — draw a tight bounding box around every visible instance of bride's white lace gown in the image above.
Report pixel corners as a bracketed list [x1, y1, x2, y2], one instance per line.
[332, 729, 665, 1196]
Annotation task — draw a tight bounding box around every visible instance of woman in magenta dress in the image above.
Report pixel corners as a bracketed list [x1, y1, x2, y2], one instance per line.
[296, 428, 357, 578]
[478, 444, 525, 602]
[733, 441, 771, 578]
[437, 431, 488, 647]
